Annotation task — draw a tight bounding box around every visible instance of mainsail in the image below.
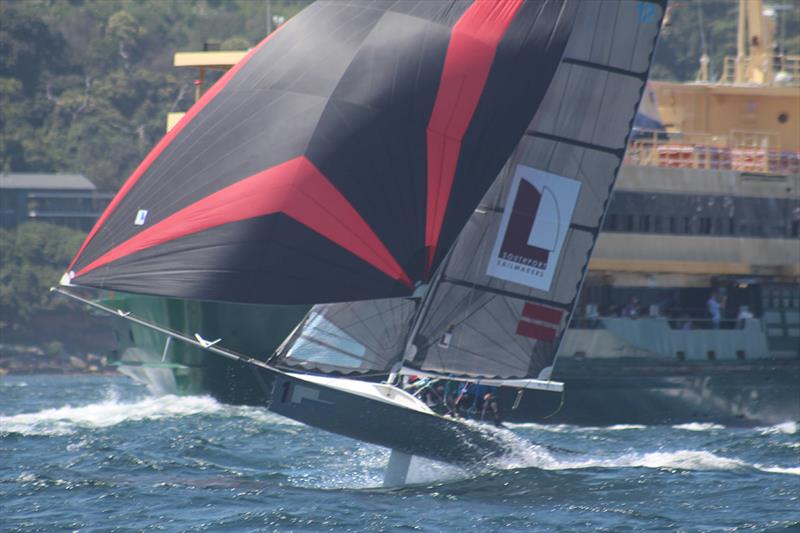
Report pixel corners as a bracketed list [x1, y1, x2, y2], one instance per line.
[278, 0, 667, 381]
[64, 0, 577, 305]
[407, 0, 666, 380]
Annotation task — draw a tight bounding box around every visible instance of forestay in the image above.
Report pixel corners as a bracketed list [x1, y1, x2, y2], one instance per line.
[404, 0, 667, 380]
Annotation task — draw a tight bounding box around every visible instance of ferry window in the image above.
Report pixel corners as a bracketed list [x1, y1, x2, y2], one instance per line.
[700, 217, 712, 235]
[729, 218, 736, 235]
[639, 215, 650, 232]
[624, 214, 635, 232]
[684, 216, 693, 234]
[714, 218, 724, 235]
[605, 214, 618, 231]
[654, 215, 663, 233]
[669, 216, 677, 234]
[778, 112, 788, 124]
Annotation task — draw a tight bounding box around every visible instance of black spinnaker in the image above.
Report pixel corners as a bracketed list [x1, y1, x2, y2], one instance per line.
[65, 0, 577, 306]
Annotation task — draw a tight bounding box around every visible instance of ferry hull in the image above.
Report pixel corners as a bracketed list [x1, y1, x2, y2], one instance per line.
[106, 295, 308, 403]
[541, 357, 800, 426]
[105, 296, 799, 427]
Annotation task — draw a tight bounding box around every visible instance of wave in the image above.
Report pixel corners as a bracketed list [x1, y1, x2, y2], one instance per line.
[754, 465, 800, 476]
[504, 422, 647, 432]
[380, 442, 800, 491]
[453, 422, 747, 473]
[672, 423, 726, 431]
[756, 421, 797, 435]
[498, 446, 800, 477]
[0, 380, 28, 387]
[459, 423, 800, 477]
[0, 393, 296, 436]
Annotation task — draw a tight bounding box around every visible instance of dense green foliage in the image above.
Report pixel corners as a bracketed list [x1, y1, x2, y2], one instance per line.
[1, 0, 311, 191]
[653, 1, 800, 82]
[0, 222, 85, 327]
[0, 0, 797, 335]
[1, 0, 798, 191]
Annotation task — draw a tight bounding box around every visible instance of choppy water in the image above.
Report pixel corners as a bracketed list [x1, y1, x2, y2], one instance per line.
[1, 375, 797, 531]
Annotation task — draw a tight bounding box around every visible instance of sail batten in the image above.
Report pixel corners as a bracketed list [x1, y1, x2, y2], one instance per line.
[424, 0, 525, 273]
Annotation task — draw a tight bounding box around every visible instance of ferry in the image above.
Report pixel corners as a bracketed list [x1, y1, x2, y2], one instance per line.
[105, 0, 799, 425]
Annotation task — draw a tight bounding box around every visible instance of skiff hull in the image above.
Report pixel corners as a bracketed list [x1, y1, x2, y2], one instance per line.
[265, 370, 513, 467]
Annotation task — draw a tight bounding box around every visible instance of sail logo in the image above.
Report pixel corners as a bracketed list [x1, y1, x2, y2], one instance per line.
[134, 209, 148, 226]
[487, 165, 580, 292]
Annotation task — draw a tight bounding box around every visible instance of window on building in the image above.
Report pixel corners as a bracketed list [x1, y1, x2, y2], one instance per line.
[624, 214, 635, 232]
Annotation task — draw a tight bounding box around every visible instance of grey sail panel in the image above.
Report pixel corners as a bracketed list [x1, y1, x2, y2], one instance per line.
[407, 0, 665, 380]
[278, 298, 416, 375]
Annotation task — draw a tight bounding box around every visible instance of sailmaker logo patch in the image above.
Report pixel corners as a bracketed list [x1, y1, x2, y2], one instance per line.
[486, 165, 581, 292]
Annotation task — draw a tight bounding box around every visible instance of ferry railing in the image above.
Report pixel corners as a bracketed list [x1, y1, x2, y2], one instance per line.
[625, 129, 799, 175]
[721, 55, 800, 86]
[570, 316, 750, 331]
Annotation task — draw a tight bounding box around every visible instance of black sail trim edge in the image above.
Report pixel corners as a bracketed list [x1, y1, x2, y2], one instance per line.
[440, 277, 572, 312]
[562, 57, 648, 81]
[523, 131, 625, 158]
[570, 223, 598, 235]
[474, 205, 600, 236]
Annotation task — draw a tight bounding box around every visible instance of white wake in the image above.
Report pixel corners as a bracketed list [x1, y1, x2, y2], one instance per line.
[0, 393, 296, 436]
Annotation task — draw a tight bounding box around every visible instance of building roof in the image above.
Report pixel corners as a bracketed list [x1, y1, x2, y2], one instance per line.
[174, 51, 247, 70]
[0, 173, 96, 191]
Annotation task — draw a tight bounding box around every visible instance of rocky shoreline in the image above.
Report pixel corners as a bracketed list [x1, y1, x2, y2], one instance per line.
[0, 343, 117, 376]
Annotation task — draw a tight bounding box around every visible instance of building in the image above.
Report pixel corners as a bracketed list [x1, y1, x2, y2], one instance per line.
[0, 172, 112, 231]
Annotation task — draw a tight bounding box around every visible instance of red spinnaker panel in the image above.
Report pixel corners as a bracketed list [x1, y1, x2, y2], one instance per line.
[75, 157, 412, 287]
[425, 0, 524, 274]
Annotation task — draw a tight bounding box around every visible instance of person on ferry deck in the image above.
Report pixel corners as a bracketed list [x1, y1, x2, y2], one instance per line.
[622, 297, 639, 318]
[707, 290, 722, 328]
[737, 305, 754, 328]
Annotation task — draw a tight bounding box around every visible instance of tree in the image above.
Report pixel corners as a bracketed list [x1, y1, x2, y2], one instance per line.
[0, 223, 86, 328]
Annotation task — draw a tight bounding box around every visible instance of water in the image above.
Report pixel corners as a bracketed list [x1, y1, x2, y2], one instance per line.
[1, 375, 797, 531]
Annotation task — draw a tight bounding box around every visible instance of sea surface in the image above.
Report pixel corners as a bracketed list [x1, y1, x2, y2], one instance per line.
[1, 375, 797, 532]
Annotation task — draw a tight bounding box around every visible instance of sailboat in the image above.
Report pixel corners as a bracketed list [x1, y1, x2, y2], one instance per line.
[56, 0, 666, 484]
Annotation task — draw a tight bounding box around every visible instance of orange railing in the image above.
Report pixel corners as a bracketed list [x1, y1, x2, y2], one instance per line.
[720, 54, 800, 85]
[626, 129, 799, 175]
